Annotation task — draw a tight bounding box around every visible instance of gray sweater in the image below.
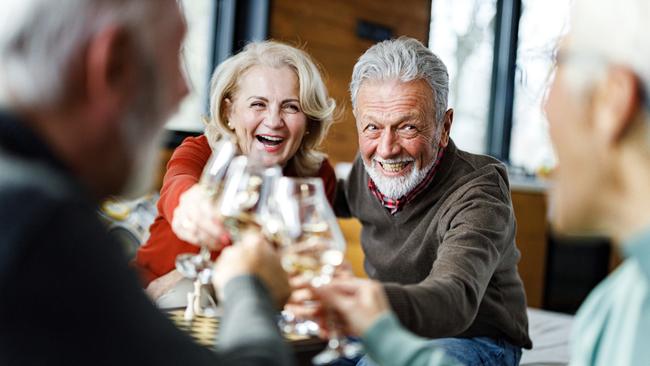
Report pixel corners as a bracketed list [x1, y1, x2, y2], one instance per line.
[0, 111, 294, 366]
[336, 140, 532, 349]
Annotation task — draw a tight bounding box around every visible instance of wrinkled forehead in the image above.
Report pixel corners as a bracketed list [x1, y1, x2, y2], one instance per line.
[355, 79, 434, 115]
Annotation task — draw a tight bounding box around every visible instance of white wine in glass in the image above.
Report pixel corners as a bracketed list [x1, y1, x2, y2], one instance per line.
[217, 155, 282, 242]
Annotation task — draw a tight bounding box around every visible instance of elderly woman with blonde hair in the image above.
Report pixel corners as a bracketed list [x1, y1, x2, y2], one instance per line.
[134, 40, 337, 304]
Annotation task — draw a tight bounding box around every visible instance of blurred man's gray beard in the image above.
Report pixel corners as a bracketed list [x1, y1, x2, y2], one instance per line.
[118, 61, 168, 199]
[119, 120, 166, 199]
[363, 157, 436, 200]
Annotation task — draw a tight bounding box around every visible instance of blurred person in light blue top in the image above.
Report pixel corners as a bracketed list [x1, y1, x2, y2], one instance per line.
[544, 0, 650, 364]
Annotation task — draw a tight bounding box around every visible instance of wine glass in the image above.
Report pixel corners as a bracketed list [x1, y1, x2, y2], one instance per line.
[174, 137, 237, 319]
[218, 155, 282, 242]
[175, 137, 237, 280]
[262, 177, 362, 364]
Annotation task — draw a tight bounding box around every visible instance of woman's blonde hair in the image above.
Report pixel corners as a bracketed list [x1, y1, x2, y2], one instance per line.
[204, 40, 336, 176]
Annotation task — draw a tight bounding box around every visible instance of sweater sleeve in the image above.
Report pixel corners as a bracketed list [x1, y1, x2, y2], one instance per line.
[362, 313, 461, 366]
[132, 135, 211, 285]
[0, 187, 291, 366]
[383, 178, 516, 337]
[158, 135, 211, 222]
[217, 275, 295, 366]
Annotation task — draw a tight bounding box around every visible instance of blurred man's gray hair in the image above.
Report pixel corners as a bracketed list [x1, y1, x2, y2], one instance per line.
[0, 0, 158, 109]
[566, 0, 650, 109]
[350, 37, 449, 123]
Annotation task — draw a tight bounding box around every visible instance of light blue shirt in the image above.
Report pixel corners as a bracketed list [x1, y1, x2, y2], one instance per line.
[569, 229, 650, 365]
[362, 313, 460, 366]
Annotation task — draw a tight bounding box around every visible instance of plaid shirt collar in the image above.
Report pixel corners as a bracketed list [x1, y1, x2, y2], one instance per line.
[368, 149, 445, 215]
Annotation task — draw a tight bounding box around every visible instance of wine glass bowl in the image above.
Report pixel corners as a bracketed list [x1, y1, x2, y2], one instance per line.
[267, 177, 345, 282]
[218, 155, 282, 242]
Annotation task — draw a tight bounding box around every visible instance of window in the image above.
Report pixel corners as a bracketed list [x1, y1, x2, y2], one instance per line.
[165, 0, 214, 133]
[429, 0, 497, 155]
[510, 0, 570, 173]
[430, 0, 571, 174]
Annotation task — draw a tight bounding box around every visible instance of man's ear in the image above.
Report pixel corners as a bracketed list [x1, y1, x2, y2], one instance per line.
[591, 66, 641, 146]
[85, 26, 137, 121]
[438, 108, 454, 148]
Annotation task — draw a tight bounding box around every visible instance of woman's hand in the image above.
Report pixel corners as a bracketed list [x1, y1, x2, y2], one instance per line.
[171, 184, 230, 250]
[145, 269, 184, 300]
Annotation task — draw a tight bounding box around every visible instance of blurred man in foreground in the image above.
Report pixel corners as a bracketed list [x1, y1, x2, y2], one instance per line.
[0, 1, 292, 365]
[320, 0, 650, 364]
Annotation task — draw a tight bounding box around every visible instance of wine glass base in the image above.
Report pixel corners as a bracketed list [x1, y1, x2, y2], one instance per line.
[311, 347, 342, 366]
[311, 338, 365, 365]
[342, 341, 364, 359]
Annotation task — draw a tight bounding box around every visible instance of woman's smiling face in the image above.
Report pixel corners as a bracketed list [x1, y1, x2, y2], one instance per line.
[226, 65, 307, 167]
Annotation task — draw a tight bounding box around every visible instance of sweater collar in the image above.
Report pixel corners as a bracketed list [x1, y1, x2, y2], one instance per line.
[367, 142, 452, 215]
[0, 110, 68, 172]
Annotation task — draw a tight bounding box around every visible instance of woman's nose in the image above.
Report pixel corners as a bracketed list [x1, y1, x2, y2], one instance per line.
[264, 107, 284, 128]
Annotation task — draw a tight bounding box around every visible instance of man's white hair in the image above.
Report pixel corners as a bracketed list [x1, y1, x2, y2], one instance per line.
[0, 0, 157, 109]
[349, 37, 450, 124]
[566, 0, 650, 108]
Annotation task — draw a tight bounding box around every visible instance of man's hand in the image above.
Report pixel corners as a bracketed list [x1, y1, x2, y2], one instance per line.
[212, 231, 290, 309]
[284, 259, 355, 319]
[145, 269, 184, 300]
[315, 278, 391, 336]
[171, 184, 230, 250]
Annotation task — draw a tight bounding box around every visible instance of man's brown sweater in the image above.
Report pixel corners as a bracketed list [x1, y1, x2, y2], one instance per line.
[335, 140, 532, 348]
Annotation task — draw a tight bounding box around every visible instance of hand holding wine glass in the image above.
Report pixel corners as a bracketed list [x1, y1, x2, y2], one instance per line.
[174, 137, 237, 320]
[171, 184, 230, 250]
[262, 177, 362, 364]
[314, 278, 391, 337]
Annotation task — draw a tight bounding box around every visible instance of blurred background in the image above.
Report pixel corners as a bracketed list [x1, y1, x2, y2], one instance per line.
[153, 0, 616, 314]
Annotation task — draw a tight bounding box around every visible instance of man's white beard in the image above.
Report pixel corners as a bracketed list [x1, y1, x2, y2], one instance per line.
[363, 157, 436, 200]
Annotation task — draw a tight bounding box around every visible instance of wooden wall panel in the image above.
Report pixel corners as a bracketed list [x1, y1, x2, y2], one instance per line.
[269, 0, 432, 164]
[511, 190, 548, 308]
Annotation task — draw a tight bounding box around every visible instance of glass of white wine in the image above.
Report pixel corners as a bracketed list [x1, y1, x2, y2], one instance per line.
[175, 136, 238, 280]
[174, 136, 237, 318]
[263, 177, 362, 364]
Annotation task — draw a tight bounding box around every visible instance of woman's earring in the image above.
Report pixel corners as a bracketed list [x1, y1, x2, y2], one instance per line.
[227, 121, 234, 130]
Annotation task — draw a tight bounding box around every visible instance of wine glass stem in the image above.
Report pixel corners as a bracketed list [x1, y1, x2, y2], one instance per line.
[199, 245, 210, 260]
[326, 309, 344, 350]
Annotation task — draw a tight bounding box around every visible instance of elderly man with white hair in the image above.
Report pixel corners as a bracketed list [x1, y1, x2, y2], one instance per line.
[0, 1, 292, 365]
[326, 37, 531, 365]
